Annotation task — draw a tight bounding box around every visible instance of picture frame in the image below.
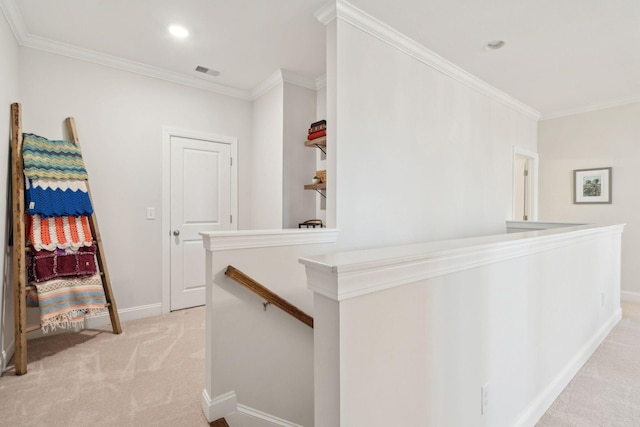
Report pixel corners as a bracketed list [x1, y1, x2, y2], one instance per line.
[573, 167, 612, 204]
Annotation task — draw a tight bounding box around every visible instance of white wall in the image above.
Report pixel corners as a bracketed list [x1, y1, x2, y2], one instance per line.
[282, 82, 317, 228]
[17, 48, 253, 315]
[203, 234, 339, 425]
[538, 102, 640, 300]
[332, 20, 538, 249]
[303, 224, 623, 426]
[251, 83, 284, 229]
[0, 10, 19, 372]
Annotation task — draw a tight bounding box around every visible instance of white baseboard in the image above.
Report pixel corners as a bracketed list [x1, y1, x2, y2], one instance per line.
[237, 404, 305, 427]
[200, 389, 304, 426]
[621, 291, 640, 303]
[201, 389, 237, 422]
[84, 302, 163, 328]
[18, 303, 163, 341]
[512, 308, 622, 426]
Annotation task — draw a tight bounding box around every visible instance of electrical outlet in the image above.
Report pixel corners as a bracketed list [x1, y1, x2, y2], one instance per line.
[146, 207, 156, 220]
[481, 383, 490, 415]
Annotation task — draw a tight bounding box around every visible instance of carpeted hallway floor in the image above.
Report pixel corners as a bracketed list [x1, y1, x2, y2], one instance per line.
[1, 303, 639, 426]
[0, 307, 211, 427]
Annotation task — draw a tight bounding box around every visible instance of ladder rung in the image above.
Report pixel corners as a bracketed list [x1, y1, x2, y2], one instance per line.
[26, 324, 42, 333]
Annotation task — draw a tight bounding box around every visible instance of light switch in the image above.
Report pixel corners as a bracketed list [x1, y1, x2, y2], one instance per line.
[146, 207, 156, 220]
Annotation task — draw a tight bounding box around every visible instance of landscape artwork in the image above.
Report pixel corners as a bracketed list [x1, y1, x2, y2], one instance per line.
[574, 167, 612, 204]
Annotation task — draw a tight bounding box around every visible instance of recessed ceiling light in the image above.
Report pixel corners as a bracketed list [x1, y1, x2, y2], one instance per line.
[169, 25, 189, 38]
[485, 40, 506, 50]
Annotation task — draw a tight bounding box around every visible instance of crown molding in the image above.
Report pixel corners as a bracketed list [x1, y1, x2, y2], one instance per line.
[23, 34, 251, 100]
[0, 0, 26, 42]
[281, 69, 318, 91]
[319, 0, 540, 121]
[315, 74, 327, 90]
[250, 69, 322, 100]
[0, 0, 254, 100]
[540, 95, 640, 120]
[314, 1, 337, 25]
[250, 69, 285, 100]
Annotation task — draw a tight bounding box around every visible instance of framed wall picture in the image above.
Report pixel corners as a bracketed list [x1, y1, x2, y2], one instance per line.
[573, 167, 612, 204]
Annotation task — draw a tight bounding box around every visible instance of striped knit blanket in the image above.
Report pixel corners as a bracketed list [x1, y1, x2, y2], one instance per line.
[22, 133, 89, 180]
[27, 274, 106, 333]
[28, 214, 94, 251]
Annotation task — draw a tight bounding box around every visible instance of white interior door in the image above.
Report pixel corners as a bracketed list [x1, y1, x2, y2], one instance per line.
[170, 135, 231, 311]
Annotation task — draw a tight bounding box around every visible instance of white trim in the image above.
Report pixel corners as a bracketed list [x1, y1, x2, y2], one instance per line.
[541, 95, 640, 121]
[20, 303, 163, 341]
[281, 69, 318, 91]
[621, 291, 640, 304]
[201, 228, 339, 252]
[250, 69, 286, 101]
[300, 224, 624, 301]
[162, 127, 239, 314]
[85, 303, 162, 327]
[315, 74, 327, 90]
[318, 0, 540, 120]
[201, 390, 238, 422]
[0, 0, 26, 42]
[506, 221, 583, 232]
[512, 146, 539, 221]
[237, 404, 305, 427]
[315, 1, 337, 25]
[251, 69, 320, 101]
[512, 309, 622, 426]
[0, 0, 250, 101]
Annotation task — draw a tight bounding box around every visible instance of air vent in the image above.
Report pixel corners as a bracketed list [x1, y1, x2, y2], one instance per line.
[195, 66, 220, 77]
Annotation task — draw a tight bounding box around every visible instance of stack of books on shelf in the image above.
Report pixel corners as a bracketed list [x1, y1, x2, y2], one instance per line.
[307, 119, 326, 141]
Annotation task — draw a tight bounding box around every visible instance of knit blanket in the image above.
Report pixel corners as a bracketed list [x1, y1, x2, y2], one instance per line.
[27, 245, 97, 283]
[27, 274, 106, 333]
[28, 214, 94, 251]
[22, 133, 88, 180]
[26, 178, 93, 217]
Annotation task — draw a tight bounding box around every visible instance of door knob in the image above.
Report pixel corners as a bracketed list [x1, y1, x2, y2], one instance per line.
[173, 230, 180, 236]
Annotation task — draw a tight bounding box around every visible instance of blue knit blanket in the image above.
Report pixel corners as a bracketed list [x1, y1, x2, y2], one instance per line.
[26, 179, 93, 218]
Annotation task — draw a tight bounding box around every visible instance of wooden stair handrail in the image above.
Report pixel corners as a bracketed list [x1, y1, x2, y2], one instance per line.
[225, 266, 314, 328]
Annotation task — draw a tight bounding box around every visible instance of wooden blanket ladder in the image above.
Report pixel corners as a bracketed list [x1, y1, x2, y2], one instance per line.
[10, 102, 122, 375]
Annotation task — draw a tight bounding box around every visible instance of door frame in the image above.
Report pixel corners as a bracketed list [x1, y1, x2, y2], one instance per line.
[512, 146, 539, 222]
[161, 127, 238, 314]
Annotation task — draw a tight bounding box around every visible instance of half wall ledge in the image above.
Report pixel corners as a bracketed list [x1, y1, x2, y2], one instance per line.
[300, 222, 624, 427]
[299, 222, 624, 301]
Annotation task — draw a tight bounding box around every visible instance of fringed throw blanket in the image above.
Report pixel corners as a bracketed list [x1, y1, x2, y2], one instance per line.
[26, 274, 106, 333]
[26, 178, 93, 217]
[27, 245, 97, 283]
[22, 133, 89, 180]
[27, 214, 93, 251]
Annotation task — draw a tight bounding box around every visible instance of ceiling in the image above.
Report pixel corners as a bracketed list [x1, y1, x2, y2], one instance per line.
[3, 0, 639, 118]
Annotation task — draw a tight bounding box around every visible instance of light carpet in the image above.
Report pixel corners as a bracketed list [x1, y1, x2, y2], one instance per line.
[2, 303, 639, 426]
[0, 307, 211, 427]
[537, 302, 640, 426]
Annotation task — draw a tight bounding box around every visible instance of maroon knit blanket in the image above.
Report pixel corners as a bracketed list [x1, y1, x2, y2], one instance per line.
[27, 245, 98, 284]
